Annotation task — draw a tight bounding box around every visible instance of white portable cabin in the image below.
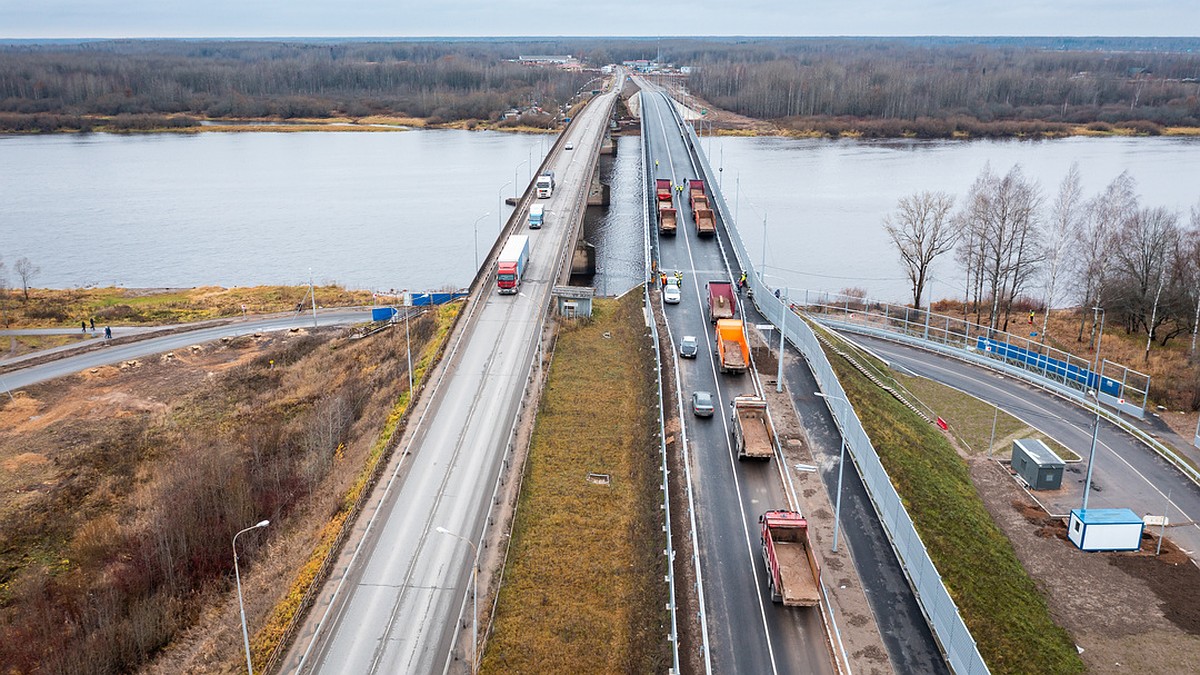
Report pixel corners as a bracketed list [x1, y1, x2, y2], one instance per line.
[1068, 508, 1143, 551]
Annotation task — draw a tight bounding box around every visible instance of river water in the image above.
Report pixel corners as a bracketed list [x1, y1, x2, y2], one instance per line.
[706, 135, 1200, 301]
[4, 131, 1198, 300]
[0, 130, 549, 291]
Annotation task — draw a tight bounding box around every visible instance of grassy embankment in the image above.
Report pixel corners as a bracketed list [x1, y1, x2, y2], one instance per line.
[0, 301, 456, 673]
[814, 322, 1084, 674]
[482, 294, 669, 673]
[3, 285, 374, 330]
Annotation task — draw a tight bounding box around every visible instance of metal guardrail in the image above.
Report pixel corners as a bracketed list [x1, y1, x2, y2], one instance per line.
[681, 110, 990, 674]
[638, 108, 684, 675]
[802, 292, 1150, 420]
[818, 315, 1200, 489]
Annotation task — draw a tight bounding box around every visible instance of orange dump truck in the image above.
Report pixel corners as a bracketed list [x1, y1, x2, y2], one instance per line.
[715, 319, 749, 374]
[658, 201, 677, 234]
[760, 510, 821, 607]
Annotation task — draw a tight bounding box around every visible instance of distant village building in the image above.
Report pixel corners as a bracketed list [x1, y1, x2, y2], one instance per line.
[518, 55, 575, 65]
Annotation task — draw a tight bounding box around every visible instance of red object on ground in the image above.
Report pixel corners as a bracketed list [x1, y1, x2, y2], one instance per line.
[936, 417, 948, 430]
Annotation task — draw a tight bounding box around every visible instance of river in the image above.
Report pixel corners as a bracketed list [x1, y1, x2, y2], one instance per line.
[3, 131, 1198, 300]
[706, 135, 1200, 302]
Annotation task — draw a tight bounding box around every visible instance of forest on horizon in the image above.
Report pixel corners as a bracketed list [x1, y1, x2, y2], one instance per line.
[0, 37, 1198, 135]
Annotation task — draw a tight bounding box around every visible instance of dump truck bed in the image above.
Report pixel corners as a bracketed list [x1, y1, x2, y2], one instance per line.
[739, 411, 773, 457]
[721, 339, 746, 369]
[775, 541, 820, 606]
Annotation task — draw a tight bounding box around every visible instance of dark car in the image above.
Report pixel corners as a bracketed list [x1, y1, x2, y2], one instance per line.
[692, 391, 715, 417]
[679, 335, 698, 358]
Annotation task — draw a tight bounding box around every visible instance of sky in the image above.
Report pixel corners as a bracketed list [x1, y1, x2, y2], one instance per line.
[1, 0, 1197, 39]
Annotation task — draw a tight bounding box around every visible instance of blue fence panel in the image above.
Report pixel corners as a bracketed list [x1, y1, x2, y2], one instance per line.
[976, 337, 1122, 398]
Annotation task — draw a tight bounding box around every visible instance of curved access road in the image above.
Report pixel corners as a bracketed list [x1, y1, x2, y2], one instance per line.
[1, 309, 374, 390]
[850, 333, 1200, 559]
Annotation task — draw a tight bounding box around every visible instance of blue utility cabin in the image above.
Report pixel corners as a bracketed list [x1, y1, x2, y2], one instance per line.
[1068, 508, 1144, 551]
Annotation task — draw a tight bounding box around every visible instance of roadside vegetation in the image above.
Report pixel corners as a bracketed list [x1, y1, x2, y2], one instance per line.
[482, 294, 669, 673]
[815, 323, 1085, 674]
[872, 153, 1199, 416]
[0, 285, 374, 330]
[0, 303, 455, 673]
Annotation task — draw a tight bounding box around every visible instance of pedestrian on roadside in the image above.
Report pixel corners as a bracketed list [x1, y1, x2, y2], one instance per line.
[89, 317, 95, 331]
[774, 288, 780, 299]
[104, 326, 112, 340]
[81, 320, 87, 333]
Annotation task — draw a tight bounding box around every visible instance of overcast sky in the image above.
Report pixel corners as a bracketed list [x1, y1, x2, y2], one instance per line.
[1, 0, 1196, 39]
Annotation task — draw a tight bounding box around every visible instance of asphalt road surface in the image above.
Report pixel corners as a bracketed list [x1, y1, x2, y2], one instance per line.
[641, 84, 835, 675]
[850, 332, 1200, 559]
[281, 85, 619, 674]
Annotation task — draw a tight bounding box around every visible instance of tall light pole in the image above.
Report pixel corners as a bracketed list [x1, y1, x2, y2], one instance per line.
[515, 159, 530, 200]
[776, 288, 787, 393]
[1082, 306, 1106, 512]
[497, 181, 513, 233]
[815, 392, 849, 552]
[472, 212, 491, 271]
[435, 527, 479, 674]
[233, 520, 269, 675]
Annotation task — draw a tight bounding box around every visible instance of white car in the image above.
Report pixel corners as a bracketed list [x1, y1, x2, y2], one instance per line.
[664, 284, 681, 304]
[564, 142, 574, 150]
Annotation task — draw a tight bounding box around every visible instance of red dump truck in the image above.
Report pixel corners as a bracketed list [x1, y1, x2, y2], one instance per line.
[760, 510, 821, 607]
[731, 395, 777, 460]
[656, 178, 672, 202]
[658, 201, 677, 235]
[688, 179, 706, 207]
[706, 281, 736, 323]
[715, 319, 749, 374]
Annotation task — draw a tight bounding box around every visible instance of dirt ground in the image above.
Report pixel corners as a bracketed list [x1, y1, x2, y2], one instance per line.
[970, 456, 1200, 673]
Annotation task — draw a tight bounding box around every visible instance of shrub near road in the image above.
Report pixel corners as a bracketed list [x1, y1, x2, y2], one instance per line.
[483, 294, 669, 673]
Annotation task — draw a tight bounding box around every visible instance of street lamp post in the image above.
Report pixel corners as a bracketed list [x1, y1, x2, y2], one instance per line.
[435, 526, 479, 673]
[815, 392, 849, 553]
[472, 212, 491, 271]
[233, 520, 269, 675]
[1082, 306, 1106, 512]
[515, 159, 529, 200]
[497, 181, 513, 233]
[776, 289, 787, 393]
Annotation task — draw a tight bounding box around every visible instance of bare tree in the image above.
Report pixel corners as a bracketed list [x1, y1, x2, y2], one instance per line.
[13, 257, 40, 302]
[1041, 163, 1082, 338]
[958, 164, 1042, 331]
[1072, 172, 1137, 345]
[1189, 201, 1200, 359]
[884, 191, 958, 309]
[1109, 206, 1180, 361]
[0, 256, 8, 328]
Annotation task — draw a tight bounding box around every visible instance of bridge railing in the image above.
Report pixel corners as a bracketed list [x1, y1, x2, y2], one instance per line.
[639, 115, 686, 674]
[679, 108, 990, 674]
[801, 291, 1150, 419]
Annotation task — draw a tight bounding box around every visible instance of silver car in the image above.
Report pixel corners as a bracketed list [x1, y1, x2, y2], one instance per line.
[692, 391, 715, 417]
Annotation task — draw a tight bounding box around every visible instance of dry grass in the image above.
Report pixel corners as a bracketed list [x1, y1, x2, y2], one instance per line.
[897, 374, 1080, 461]
[0, 303, 453, 674]
[482, 294, 669, 674]
[0, 285, 374, 329]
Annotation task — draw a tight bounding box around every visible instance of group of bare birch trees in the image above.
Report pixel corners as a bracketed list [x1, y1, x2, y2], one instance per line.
[885, 167, 1200, 358]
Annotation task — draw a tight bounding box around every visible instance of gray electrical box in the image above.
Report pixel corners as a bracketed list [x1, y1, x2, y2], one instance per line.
[1011, 438, 1064, 491]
